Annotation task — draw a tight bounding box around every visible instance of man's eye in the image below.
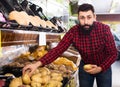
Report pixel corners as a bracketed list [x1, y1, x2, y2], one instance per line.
[87, 16, 92, 19]
[80, 17, 84, 20]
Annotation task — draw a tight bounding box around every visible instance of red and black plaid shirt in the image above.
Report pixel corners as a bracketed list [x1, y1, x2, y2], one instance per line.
[40, 21, 117, 72]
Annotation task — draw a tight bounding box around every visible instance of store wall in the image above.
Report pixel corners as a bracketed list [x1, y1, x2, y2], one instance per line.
[97, 14, 120, 22]
[97, 14, 120, 39]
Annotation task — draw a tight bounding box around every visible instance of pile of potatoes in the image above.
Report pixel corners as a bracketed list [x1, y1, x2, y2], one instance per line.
[9, 67, 63, 87]
[8, 47, 78, 87]
[19, 46, 48, 60]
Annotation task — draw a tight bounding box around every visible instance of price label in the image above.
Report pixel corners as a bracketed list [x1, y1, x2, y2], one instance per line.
[39, 32, 46, 46]
[0, 30, 2, 57]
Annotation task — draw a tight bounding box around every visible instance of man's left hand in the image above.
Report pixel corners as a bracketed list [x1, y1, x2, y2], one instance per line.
[84, 65, 102, 74]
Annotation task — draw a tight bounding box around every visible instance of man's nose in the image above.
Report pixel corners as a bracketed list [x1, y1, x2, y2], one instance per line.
[84, 18, 88, 24]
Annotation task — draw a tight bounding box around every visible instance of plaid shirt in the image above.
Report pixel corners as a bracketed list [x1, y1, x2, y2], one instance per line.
[40, 21, 117, 72]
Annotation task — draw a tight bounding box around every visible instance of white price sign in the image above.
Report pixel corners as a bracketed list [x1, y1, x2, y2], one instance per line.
[39, 32, 46, 46]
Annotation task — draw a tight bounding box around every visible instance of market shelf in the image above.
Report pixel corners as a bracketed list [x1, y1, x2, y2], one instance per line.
[1, 29, 61, 46]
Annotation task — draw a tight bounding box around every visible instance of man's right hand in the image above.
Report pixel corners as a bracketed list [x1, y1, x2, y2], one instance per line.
[22, 61, 42, 76]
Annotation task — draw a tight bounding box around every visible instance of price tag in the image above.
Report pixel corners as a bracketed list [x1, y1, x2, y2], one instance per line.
[0, 30, 2, 57]
[39, 32, 46, 46]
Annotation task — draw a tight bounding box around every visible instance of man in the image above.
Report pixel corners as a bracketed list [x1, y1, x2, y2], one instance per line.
[23, 3, 117, 87]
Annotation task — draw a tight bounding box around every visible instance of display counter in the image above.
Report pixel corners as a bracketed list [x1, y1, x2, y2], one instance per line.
[0, 28, 80, 87]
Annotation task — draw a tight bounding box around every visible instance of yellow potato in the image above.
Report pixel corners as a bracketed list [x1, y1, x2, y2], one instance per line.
[83, 64, 92, 70]
[9, 77, 22, 87]
[22, 73, 31, 85]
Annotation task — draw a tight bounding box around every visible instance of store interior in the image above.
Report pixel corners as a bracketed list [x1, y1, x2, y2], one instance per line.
[0, 0, 120, 87]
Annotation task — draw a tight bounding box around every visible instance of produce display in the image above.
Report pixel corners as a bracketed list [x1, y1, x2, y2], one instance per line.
[53, 57, 78, 71]
[20, 45, 48, 61]
[9, 66, 63, 87]
[0, 0, 78, 86]
[8, 61, 77, 87]
[8, 10, 58, 29]
[1, 45, 78, 87]
[0, 0, 66, 33]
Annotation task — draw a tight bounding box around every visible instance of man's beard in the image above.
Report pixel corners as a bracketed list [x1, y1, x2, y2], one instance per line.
[80, 24, 93, 34]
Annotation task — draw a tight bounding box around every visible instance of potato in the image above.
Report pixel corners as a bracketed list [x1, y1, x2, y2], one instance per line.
[46, 80, 62, 87]
[83, 64, 92, 70]
[41, 75, 50, 84]
[22, 73, 31, 85]
[33, 69, 40, 75]
[9, 77, 22, 87]
[31, 73, 42, 83]
[39, 67, 50, 76]
[25, 85, 31, 87]
[4, 73, 15, 78]
[50, 72, 62, 77]
[31, 81, 41, 87]
[51, 76, 63, 82]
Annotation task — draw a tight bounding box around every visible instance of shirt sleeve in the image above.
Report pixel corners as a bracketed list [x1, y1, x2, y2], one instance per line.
[100, 25, 117, 72]
[39, 28, 74, 66]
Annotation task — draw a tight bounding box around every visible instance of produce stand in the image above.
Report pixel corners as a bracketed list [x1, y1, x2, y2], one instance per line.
[0, 29, 80, 87]
[0, 0, 80, 86]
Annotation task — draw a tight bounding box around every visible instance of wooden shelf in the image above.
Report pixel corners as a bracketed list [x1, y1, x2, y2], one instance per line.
[1, 29, 61, 46]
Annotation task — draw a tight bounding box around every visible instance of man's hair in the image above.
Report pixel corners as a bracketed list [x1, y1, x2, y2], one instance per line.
[78, 3, 95, 13]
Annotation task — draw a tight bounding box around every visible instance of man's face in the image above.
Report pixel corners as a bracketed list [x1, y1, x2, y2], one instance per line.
[78, 10, 96, 30]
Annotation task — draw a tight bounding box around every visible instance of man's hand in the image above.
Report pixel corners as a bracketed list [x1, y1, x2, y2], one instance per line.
[84, 64, 102, 74]
[22, 61, 42, 76]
